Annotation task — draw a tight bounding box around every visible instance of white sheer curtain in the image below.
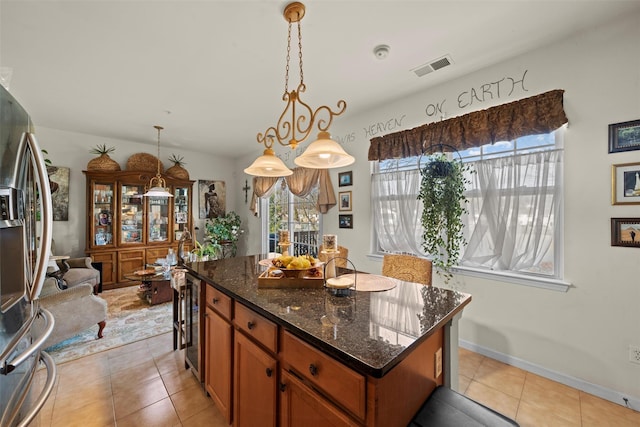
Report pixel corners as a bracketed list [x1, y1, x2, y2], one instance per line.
[372, 149, 562, 276]
[460, 150, 562, 274]
[371, 168, 426, 256]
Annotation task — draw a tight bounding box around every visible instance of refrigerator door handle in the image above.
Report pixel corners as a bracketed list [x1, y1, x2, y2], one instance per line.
[2, 350, 57, 427]
[25, 133, 53, 302]
[16, 351, 57, 427]
[2, 307, 54, 374]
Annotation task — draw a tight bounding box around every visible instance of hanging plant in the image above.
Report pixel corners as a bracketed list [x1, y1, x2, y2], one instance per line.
[87, 144, 121, 171]
[417, 152, 472, 281]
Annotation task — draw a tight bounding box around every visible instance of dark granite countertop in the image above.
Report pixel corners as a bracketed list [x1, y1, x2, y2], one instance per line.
[186, 255, 471, 378]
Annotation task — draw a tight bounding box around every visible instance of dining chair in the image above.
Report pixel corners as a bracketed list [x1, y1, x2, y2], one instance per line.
[381, 253, 432, 286]
[318, 245, 349, 268]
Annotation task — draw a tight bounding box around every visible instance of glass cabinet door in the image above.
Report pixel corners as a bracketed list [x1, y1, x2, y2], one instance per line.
[174, 186, 190, 241]
[120, 184, 144, 244]
[92, 182, 114, 247]
[148, 197, 169, 242]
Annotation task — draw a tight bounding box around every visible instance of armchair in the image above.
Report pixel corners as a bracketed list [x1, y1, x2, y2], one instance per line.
[56, 256, 100, 290]
[38, 277, 107, 349]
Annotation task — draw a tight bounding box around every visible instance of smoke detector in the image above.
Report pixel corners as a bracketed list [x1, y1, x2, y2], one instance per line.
[373, 45, 390, 60]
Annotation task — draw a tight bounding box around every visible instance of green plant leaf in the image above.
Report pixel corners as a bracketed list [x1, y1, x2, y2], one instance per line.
[89, 144, 116, 155]
[168, 154, 185, 166]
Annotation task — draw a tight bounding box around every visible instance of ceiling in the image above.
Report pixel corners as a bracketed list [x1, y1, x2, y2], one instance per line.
[2, 1, 639, 160]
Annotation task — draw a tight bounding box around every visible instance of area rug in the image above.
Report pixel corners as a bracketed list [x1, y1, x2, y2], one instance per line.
[45, 286, 173, 365]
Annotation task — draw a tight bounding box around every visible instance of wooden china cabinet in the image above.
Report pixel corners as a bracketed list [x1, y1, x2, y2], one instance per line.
[84, 170, 194, 288]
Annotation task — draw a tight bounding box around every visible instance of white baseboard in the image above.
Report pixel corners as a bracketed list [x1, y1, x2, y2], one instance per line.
[459, 339, 640, 412]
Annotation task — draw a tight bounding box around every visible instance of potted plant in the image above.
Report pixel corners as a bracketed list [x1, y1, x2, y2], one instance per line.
[417, 152, 471, 281]
[87, 144, 121, 171]
[167, 154, 189, 179]
[205, 211, 242, 257]
[191, 239, 217, 261]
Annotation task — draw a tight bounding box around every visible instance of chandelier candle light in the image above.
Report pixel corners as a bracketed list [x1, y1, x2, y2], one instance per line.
[279, 230, 291, 256]
[244, 1, 355, 177]
[143, 125, 173, 198]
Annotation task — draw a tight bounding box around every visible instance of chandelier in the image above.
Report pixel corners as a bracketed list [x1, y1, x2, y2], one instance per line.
[244, 1, 354, 177]
[143, 125, 173, 198]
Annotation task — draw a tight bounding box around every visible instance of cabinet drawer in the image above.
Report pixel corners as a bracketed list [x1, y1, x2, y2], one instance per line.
[234, 302, 278, 354]
[205, 285, 232, 320]
[281, 331, 365, 420]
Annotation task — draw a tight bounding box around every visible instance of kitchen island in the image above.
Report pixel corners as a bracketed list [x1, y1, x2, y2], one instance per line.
[186, 255, 471, 427]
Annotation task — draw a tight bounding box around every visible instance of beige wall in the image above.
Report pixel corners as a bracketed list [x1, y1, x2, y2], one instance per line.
[236, 10, 640, 407]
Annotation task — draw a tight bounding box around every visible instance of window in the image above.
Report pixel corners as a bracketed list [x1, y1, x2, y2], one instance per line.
[372, 130, 563, 282]
[262, 179, 321, 257]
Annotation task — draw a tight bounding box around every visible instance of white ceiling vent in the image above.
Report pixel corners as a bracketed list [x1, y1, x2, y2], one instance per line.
[412, 55, 453, 77]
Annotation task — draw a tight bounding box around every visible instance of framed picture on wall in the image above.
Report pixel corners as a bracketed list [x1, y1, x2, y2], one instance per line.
[338, 171, 353, 187]
[339, 191, 352, 211]
[339, 214, 353, 229]
[609, 119, 640, 153]
[612, 162, 640, 205]
[198, 180, 226, 219]
[611, 218, 640, 247]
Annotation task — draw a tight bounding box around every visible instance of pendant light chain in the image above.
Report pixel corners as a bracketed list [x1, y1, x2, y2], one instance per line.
[285, 21, 292, 94]
[284, 10, 304, 95]
[156, 126, 162, 177]
[297, 20, 303, 85]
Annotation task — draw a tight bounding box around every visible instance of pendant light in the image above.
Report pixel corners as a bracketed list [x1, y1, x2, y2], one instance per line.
[143, 125, 173, 198]
[294, 131, 355, 168]
[246, 2, 353, 176]
[244, 145, 293, 177]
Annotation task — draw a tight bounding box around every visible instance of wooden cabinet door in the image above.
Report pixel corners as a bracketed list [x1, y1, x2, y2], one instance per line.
[234, 331, 277, 427]
[205, 306, 233, 424]
[117, 249, 145, 283]
[90, 251, 116, 287]
[146, 246, 171, 265]
[280, 370, 359, 427]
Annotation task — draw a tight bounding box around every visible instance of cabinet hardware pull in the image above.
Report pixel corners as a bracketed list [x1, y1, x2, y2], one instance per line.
[212, 298, 219, 304]
[279, 383, 286, 392]
[247, 321, 255, 330]
[309, 364, 318, 376]
[266, 368, 273, 377]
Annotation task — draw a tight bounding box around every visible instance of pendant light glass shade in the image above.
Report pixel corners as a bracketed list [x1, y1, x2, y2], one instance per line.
[244, 148, 293, 177]
[294, 131, 355, 169]
[144, 185, 173, 197]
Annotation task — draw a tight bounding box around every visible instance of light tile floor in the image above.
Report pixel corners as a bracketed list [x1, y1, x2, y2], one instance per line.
[33, 333, 640, 426]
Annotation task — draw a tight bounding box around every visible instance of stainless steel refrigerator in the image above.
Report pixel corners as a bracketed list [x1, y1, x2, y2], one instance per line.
[0, 84, 57, 426]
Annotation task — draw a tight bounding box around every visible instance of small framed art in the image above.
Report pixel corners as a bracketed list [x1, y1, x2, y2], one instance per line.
[175, 211, 188, 224]
[611, 218, 640, 247]
[339, 191, 352, 211]
[338, 171, 353, 187]
[612, 162, 640, 205]
[339, 214, 353, 229]
[609, 119, 640, 153]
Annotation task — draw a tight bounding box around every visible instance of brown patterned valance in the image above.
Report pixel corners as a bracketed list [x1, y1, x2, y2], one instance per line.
[368, 89, 568, 161]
